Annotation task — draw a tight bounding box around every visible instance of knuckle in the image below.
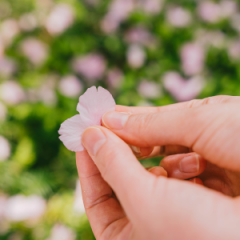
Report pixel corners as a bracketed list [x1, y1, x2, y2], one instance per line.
[187, 99, 200, 108]
[129, 113, 155, 134]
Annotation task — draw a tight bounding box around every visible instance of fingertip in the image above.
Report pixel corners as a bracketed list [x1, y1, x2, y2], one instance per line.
[148, 166, 168, 177]
[189, 178, 203, 185]
[140, 147, 154, 158]
[198, 155, 207, 173]
[130, 146, 154, 159]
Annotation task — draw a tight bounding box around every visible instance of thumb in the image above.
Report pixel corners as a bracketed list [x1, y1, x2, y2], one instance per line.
[81, 126, 155, 220]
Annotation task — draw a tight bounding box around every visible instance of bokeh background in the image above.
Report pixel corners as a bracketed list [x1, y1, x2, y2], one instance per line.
[0, 0, 240, 239]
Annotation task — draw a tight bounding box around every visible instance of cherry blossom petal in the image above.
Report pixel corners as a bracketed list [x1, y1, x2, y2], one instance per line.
[59, 86, 116, 152]
[59, 115, 90, 152]
[77, 86, 116, 125]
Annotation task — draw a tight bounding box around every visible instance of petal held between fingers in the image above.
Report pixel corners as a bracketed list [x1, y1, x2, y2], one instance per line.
[102, 111, 129, 130]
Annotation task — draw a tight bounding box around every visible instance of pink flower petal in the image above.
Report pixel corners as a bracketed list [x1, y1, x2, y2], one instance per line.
[59, 86, 116, 152]
[77, 86, 116, 125]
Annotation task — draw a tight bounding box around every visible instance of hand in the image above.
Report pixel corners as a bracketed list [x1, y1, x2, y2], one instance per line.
[115, 96, 240, 197]
[76, 95, 240, 240]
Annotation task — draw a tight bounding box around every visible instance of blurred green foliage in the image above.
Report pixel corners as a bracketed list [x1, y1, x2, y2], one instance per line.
[0, 0, 240, 239]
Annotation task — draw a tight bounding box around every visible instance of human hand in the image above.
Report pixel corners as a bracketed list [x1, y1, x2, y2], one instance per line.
[115, 96, 240, 197]
[76, 95, 240, 240]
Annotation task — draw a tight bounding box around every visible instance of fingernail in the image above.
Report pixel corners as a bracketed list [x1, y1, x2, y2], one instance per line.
[129, 145, 141, 157]
[82, 127, 106, 156]
[179, 154, 199, 173]
[102, 112, 129, 130]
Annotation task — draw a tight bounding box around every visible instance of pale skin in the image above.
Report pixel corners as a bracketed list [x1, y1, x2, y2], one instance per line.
[76, 95, 240, 240]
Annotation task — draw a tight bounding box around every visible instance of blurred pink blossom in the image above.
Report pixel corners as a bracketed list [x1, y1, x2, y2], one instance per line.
[59, 75, 83, 98]
[127, 45, 146, 69]
[180, 43, 205, 76]
[198, 1, 221, 23]
[0, 58, 16, 77]
[72, 54, 106, 82]
[219, 0, 238, 18]
[0, 101, 7, 121]
[138, 0, 164, 14]
[20, 38, 48, 66]
[0, 81, 26, 105]
[4, 195, 46, 222]
[47, 224, 76, 240]
[138, 80, 162, 99]
[0, 136, 11, 161]
[107, 68, 124, 89]
[19, 13, 38, 32]
[124, 27, 156, 47]
[163, 72, 205, 102]
[101, 0, 134, 33]
[0, 19, 20, 47]
[45, 4, 74, 35]
[228, 40, 240, 61]
[73, 180, 85, 215]
[166, 7, 191, 28]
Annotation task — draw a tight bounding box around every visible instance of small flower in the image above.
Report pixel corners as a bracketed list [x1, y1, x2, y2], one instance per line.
[124, 27, 156, 48]
[163, 72, 204, 102]
[4, 195, 46, 222]
[107, 68, 123, 89]
[138, 0, 164, 14]
[180, 43, 205, 76]
[20, 38, 48, 66]
[198, 1, 221, 23]
[0, 81, 26, 105]
[59, 86, 116, 152]
[166, 6, 191, 28]
[48, 224, 76, 240]
[138, 80, 162, 99]
[100, 0, 134, 33]
[127, 45, 146, 69]
[58, 75, 83, 98]
[72, 54, 106, 82]
[45, 4, 74, 36]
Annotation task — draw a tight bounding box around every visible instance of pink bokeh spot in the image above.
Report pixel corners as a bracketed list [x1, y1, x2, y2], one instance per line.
[58, 86, 116, 152]
[163, 72, 205, 102]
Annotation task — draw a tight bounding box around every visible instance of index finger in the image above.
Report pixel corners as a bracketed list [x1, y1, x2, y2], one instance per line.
[115, 95, 238, 114]
[104, 102, 240, 172]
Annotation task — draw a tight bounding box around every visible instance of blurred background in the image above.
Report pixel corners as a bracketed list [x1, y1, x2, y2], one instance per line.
[0, 0, 240, 239]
